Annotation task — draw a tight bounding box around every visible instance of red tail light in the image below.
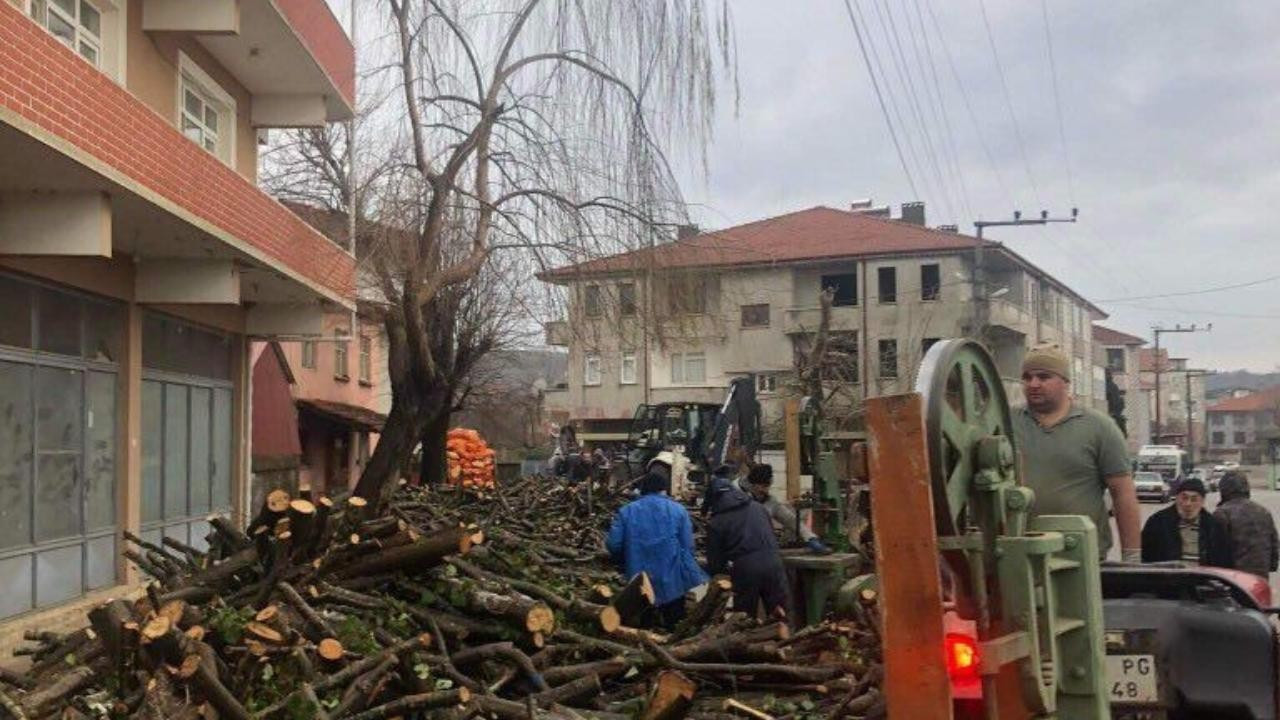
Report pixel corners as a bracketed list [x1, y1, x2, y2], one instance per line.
[945, 633, 980, 681]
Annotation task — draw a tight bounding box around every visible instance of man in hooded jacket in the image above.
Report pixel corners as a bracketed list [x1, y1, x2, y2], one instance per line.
[1214, 471, 1278, 579]
[606, 472, 708, 628]
[706, 481, 789, 619]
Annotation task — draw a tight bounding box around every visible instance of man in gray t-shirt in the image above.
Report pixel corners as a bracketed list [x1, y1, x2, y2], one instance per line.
[1012, 343, 1141, 561]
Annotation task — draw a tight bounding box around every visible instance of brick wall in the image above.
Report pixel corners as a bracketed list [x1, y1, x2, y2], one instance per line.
[0, 3, 355, 301]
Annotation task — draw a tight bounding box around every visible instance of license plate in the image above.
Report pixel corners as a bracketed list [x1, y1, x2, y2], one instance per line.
[1107, 654, 1159, 704]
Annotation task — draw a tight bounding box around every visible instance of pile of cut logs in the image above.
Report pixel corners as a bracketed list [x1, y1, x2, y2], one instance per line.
[0, 480, 884, 720]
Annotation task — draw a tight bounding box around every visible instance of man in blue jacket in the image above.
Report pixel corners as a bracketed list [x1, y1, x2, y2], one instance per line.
[606, 472, 708, 629]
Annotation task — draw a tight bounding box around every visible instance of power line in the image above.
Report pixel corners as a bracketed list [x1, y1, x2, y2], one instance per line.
[909, 0, 973, 221]
[976, 0, 1042, 208]
[841, 0, 922, 201]
[921, 0, 1015, 209]
[1098, 273, 1280, 303]
[1118, 303, 1280, 321]
[870, 0, 957, 220]
[1039, 0, 1075, 204]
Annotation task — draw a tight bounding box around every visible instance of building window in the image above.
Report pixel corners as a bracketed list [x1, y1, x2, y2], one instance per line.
[921, 264, 941, 301]
[877, 267, 897, 304]
[358, 336, 372, 384]
[334, 339, 349, 379]
[584, 285, 602, 318]
[301, 340, 317, 369]
[1212, 431, 1225, 445]
[620, 352, 637, 385]
[756, 374, 777, 394]
[741, 304, 770, 328]
[922, 337, 940, 357]
[618, 283, 637, 316]
[584, 354, 601, 385]
[178, 53, 236, 165]
[820, 273, 857, 307]
[1106, 348, 1125, 372]
[30, 0, 101, 66]
[671, 352, 706, 384]
[1234, 431, 1247, 445]
[667, 276, 708, 315]
[1211, 414, 1224, 426]
[878, 339, 898, 378]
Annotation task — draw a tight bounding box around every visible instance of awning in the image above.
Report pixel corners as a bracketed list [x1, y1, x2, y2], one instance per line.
[297, 399, 386, 432]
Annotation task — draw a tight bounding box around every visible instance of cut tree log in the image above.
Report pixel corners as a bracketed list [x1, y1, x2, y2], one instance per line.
[317, 638, 346, 663]
[638, 670, 697, 720]
[441, 579, 556, 634]
[674, 576, 731, 638]
[331, 528, 470, 580]
[345, 688, 472, 720]
[612, 573, 655, 626]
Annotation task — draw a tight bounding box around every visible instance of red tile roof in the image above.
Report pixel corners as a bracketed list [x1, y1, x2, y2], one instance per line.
[1093, 324, 1146, 346]
[298, 399, 386, 431]
[1208, 386, 1280, 413]
[538, 206, 1104, 315]
[540, 207, 988, 279]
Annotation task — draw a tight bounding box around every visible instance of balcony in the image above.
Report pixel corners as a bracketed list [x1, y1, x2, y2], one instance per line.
[0, 2, 354, 310]
[143, 0, 355, 125]
[782, 305, 863, 335]
[988, 298, 1033, 335]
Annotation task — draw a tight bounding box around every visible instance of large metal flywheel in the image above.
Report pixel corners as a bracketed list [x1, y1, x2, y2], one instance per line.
[914, 338, 1020, 538]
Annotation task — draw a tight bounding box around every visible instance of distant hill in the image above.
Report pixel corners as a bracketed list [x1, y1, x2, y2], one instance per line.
[1206, 370, 1280, 393]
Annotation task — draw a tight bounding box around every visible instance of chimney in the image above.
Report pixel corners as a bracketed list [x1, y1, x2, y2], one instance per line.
[936, 224, 958, 233]
[851, 204, 891, 218]
[850, 198, 874, 211]
[900, 201, 926, 226]
[676, 224, 700, 241]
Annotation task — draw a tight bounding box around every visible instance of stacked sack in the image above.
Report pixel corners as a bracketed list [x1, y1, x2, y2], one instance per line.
[446, 427, 496, 488]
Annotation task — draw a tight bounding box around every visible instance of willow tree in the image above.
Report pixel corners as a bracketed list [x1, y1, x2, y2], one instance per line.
[347, 0, 735, 501]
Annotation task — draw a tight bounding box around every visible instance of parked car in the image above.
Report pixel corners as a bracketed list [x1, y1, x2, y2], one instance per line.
[1134, 470, 1171, 503]
[1186, 467, 1215, 491]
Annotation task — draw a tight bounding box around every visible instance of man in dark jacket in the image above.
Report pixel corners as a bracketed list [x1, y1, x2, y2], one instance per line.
[1214, 471, 1278, 578]
[1141, 478, 1232, 568]
[706, 481, 789, 619]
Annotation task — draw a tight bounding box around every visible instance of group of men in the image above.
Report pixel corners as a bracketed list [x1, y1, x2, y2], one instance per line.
[603, 340, 1280, 631]
[605, 461, 828, 629]
[1017, 343, 1279, 578]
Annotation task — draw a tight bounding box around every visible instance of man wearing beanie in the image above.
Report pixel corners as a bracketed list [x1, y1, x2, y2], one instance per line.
[1013, 343, 1142, 561]
[1140, 477, 1231, 567]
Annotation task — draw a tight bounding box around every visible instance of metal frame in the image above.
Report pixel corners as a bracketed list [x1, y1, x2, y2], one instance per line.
[0, 271, 122, 619]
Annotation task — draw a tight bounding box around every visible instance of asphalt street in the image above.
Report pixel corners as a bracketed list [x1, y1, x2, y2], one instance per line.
[1107, 484, 1280, 598]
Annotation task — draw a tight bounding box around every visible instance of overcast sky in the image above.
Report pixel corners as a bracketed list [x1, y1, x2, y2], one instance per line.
[662, 1, 1280, 373]
[330, 2, 1280, 372]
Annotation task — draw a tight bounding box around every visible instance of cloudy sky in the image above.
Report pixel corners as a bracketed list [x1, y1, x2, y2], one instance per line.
[329, 1, 1280, 371]
[663, 1, 1280, 372]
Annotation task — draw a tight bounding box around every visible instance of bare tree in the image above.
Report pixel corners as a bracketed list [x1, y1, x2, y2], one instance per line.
[298, 0, 736, 501]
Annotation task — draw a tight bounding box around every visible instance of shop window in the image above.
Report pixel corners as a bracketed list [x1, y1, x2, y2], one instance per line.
[37, 286, 82, 356]
[142, 313, 232, 380]
[0, 275, 33, 349]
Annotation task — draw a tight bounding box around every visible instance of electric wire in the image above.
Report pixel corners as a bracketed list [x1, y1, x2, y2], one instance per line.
[976, 0, 1042, 208]
[841, 0, 922, 202]
[909, 0, 974, 221]
[1039, 0, 1076, 205]
[1098, 274, 1280, 303]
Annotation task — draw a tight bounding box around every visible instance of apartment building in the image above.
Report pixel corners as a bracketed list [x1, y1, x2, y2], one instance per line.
[539, 204, 1104, 441]
[0, 0, 355, 635]
[1139, 349, 1207, 456]
[1206, 386, 1280, 464]
[1093, 324, 1150, 453]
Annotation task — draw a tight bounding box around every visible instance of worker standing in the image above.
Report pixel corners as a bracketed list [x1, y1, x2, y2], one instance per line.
[1013, 343, 1142, 562]
[706, 481, 790, 619]
[606, 472, 708, 629]
[1213, 471, 1278, 578]
[738, 464, 830, 553]
[1141, 478, 1232, 567]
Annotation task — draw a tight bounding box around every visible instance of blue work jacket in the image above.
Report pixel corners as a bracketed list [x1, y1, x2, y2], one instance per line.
[606, 493, 709, 606]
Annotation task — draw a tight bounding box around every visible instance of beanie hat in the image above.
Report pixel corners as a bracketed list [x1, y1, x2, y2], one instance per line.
[747, 464, 774, 486]
[1022, 343, 1070, 381]
[1177, 477, 1207, 497]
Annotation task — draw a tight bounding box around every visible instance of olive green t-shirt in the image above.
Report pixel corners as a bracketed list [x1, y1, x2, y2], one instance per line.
[1012, 404, 1131, 556]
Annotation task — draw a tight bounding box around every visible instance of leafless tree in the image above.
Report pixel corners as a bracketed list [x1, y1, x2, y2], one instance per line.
[277, 0, 737, 501]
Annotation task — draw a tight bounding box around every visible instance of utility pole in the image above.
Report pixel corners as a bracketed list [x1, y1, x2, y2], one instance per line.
[972, 208, 1078, 343]
[1183, 369, 1214, 466]
[1151, 324, 1211, 444]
